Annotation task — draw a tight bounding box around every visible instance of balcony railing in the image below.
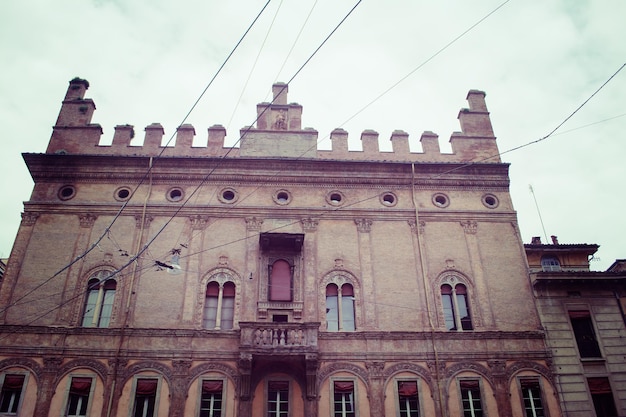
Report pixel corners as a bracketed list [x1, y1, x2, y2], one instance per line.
[239, 322, 319, 351]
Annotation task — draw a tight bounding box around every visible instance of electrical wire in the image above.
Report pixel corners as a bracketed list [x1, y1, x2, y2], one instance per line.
[0, 0, 273, 317]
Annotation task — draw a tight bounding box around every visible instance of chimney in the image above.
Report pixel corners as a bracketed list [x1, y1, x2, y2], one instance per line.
[531, 236, 542, 245]
[272, 83, 288, 105]
[551, 235, 559, 245]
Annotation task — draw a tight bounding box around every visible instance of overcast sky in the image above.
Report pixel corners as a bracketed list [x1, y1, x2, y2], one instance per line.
[1, 0, 624, 270]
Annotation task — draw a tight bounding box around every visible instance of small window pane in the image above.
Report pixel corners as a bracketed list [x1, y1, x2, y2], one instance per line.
[98, 287, 115, 328]
[341, 288, 356, 332]
[326, 284, 339, 331]
[221, 297, 235, 330]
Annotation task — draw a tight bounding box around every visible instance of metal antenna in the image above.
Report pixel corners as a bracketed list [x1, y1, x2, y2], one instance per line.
[529, 184, 549, 243]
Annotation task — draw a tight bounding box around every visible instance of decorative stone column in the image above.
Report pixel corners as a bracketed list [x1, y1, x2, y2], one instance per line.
[488, 359, 512, 417]
[170, 360, 192, 417]
[237, 353, 253, 416]
[34, 357, 63, 417]
[102, 358, 128, 417]
[354, 218, 377, 329]
[366, 361, 386, 416]
[304, 353, 319, 417]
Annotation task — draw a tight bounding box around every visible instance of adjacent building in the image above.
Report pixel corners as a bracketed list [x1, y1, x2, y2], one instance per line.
[0, 78, 561, 417]
[526, 237, 626, 417]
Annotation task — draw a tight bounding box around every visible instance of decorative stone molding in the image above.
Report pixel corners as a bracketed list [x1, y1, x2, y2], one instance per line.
[0, 357, 42, 379]
[134, 215, 153, 229]
[505, 361, 554, 385]
[460, 220, 478, 235]
[20, 212, 39, 226]
[365, 361, 385, 378]
[245, 217, 263, 231]
[121, 360, 172, 384]
[407, 219, 425, 235]
[56, 359, 109, 383]
[317, 362, 369, 389]
[487, 359, 507, 376]
[189, 215, 209, 230]
[300, 217, 319, 232]
[354, 218, 372, 233]
[43, 357, 63, 372]
[78, 213, 97, 228]
[172, 360, 192, 375]
[444, 361, 493, 387]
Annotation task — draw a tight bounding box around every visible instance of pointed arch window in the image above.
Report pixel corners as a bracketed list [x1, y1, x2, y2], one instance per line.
[203, 280, 236, 330]
[82, 270, 116, 328]
[326, 283, 355, 332]
[441, 283, 472, 331]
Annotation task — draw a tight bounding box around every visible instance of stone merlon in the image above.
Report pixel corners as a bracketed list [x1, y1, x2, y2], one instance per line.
[45, 78, 501, 163]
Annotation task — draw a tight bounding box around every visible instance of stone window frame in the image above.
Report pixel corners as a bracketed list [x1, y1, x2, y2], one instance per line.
[320, 271, 362, 332]
[196, 375, 228, 417]
[0, 371, 30, 415]
[60, 373, 97, 417]
[80, 268, 118, 328]
[435, 272, 480, 331]
[196, 268, 242, 330]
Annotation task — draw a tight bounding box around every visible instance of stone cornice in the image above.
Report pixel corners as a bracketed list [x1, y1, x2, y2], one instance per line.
[23, 153, 511, 188]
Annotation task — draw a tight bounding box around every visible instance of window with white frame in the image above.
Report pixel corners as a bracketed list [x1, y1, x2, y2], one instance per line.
[326, 283, 355, 332]
[540, 256, 561, 272]
[441, 283, 472, 331]
[81, 270, 116, 328]
[519, 377, 545, 417]
[333, 380, 355, 417]
[397, 380, 420, 417]
[132, 378, 159, 417]
[459, 379, 483, 417]
[0, 373, 26, 414]
[267, 381, 289, 417]
[199, 380, 223, 417]
[203, 281, 236, 330]
[65, 376, 94, 417]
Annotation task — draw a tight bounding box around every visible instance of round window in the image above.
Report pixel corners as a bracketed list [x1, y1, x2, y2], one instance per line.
[114, 187, 131, 201]
[326, 190, 345, 206]
[167, 187, 184, 202]
[432, 193, 450, 208]
[58, 185, 76, 201]
[380, 192, 397, 207]
[482, 193, 499, 209]
[219, 188, 238, 204]
[273, 190, 292, 205]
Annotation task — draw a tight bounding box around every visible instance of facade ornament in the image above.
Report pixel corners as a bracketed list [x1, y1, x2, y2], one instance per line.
[300, 217, 319, 232]
[365, 361, 385, 378]
[218, 256, 229, 266]
[273, 110, 287, 130]
[445, 259, 455, 270]
[134, 215, 153, 229]
[245, 217, 263, 231]
[460, 220, 478, 235]
[79, 213, 98, 228]
[20, 212, 39, 226]
[407, 219, 425, 235]
[172, 359, 192, 375]
[334, 258, 344, 269]
[189, 215, 209, 230]
[354, 218, 372, 233]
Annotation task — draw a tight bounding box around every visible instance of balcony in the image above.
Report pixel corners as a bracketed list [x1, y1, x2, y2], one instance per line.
[239, 322, 320, 354]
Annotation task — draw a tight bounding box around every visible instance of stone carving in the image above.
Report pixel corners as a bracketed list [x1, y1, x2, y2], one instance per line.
[56, 358, 109, 384]
[407, 219, 425, 235]
[444, 361, 493, 387]
[134, 215, 153, 229]
[78, 213, 97, 228]
[273, 110, 287, 130]
[20, 212, 39, 226]
[460, 220, 478, 235]
[317, 362, 369, 389]
[245, 217, 263, 231]
[365, 361, 385, 378]
[301, 217, 319, 232]
[189, 215, 209, 230]
[505, 361, 554, 385]
[354, 218, 372, 233]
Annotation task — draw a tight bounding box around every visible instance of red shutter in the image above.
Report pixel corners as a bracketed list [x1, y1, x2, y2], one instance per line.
[270, 260, 291, 301]
[70, 377, 92, 396]
[334, 381, 354, 393]
[223, 282, 236, 297]
[202, 380, 223, 394]
[341, 284, 354, 296]
[588, 377, 612, 394]
[136, 379, 158, 395]
[2, 375, 25, 390]
[398, 381, 418, 397]
[206, 281, 219, 297]
[326, 284, 338, 296]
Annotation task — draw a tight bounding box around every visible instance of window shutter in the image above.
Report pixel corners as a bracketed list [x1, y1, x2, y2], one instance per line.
[334, 381, 354, 393]
[223, 282, 236, 297]
[136, 379, 158, 395]
[269, 259, 292, 301]
[70, 377, 92, 396]
[202, 380, 223, 394]
[2, 374, 25, 389]
[398, 381, 418, 397]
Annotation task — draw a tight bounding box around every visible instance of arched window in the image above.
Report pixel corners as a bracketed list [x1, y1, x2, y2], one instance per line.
[82, 270, 116, 328]
[203, 280, 236, 330]
[269, 259, 292, 301]
[325, 283, 356, 332]
[441, 283, 472, 331]
[541, 256, 561, 272]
